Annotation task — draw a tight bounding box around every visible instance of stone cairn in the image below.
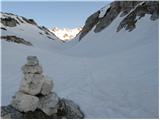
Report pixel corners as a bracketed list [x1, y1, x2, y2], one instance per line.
[1, 56, 84, 119]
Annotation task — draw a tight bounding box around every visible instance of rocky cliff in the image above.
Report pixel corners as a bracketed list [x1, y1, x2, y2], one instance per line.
[79, 1, 159, 40]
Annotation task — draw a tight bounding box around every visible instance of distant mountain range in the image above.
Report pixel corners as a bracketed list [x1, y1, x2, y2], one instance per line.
[50, 27, 82, 41]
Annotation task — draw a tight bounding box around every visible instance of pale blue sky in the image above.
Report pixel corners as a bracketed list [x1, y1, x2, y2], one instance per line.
[1, 1, 111, 28]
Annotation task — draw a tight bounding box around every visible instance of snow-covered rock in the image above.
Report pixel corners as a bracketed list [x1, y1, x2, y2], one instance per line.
[11, 92, 39, 112]
[40, 78, 53, 95]
[38, 92, 59, 115]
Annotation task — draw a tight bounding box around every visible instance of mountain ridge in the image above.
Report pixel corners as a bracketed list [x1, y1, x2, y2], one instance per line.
[50, 27, 82, 41]
[79, 1, 158, 40]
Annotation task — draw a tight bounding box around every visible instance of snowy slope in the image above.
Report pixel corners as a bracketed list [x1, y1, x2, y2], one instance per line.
[1, 2, 159, 119]
[62, 15, 159, 118]
[1, 12, 65, 51]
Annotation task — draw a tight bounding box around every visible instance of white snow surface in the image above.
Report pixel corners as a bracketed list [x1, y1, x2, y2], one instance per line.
[1, 13, 159, 119]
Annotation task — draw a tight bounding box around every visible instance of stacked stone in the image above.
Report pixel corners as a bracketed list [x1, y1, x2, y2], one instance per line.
[11, 56, 59, 116]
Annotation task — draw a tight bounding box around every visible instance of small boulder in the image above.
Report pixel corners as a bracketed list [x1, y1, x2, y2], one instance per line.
[40, 78, 53, 95]
[58, 98, 84, 119]
[19, 74, 45, 95]
[11, 92, 39, 112]
[38, 92, 59, 115]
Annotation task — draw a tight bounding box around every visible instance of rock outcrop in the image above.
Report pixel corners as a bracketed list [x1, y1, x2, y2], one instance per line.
[1, 56, 84, 119]
[0, 12, 58, 42]
[117, 1, 159, 32]
[79, 1, 159, 40]
[1, 36, 32, 46]
[1, 17, 19, 27]
[0, 12, 37, 27]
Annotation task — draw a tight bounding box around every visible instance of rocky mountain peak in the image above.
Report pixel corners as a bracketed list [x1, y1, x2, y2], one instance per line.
[50, 27, 82, 41]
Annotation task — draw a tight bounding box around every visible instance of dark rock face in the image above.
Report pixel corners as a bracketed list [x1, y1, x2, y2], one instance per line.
[1, 35, 32, 46]
[22, 109, 58, 119]
[21, 17, 37, 25]
[119, 1, 141, 17]
[0, 17, 19, 27]
[117, 1, 159, 32]
[79, 1, 159, 40]
[79, 11, 100, 40]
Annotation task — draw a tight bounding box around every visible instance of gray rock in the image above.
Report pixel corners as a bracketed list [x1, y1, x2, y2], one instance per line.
[79, 1, 158, 40]
[117, 1, 159, 32]
[94, 4, 120, 33]
[40, 77, 53, 95]
[11, 92, 39, 112]
[1, 105, 59, 119]
[27, 56, 39, 66]
[21, 64, 43, 74]
[1, 105, 23, 119]
[22, 109, 59, 119]
[19, 74, 45, 95]
[79, 11, 100, 40]
[1, 99, 85, 119]
[58, 98, 84, 119]
[38, 92, 59, 116]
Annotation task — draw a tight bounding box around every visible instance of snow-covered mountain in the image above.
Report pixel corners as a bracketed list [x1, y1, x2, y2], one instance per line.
[50, 27, 82, 41]
[0, 12, 65, 50]
[1, 1, 159, 119]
